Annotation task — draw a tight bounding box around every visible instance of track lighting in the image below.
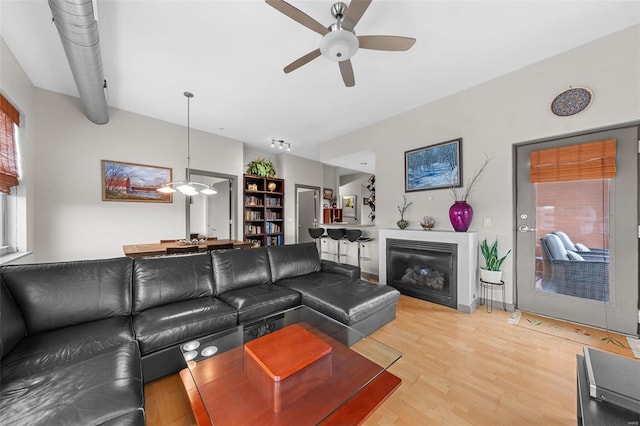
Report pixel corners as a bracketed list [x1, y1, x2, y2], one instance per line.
[270, 139, 291, 152]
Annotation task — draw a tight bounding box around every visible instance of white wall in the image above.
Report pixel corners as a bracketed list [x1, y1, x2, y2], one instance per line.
[280, 153, 324, 244]
[320, 25, 640, 303]
[29, 89, 244, 262]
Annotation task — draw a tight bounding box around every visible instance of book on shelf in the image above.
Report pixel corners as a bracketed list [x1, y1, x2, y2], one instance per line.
[244, 210, 263, 221]
[245, 224, 263, 235]
[244, 195, 263, 206]
[265, 222, 282, 234]
[265, 197, 281, 207]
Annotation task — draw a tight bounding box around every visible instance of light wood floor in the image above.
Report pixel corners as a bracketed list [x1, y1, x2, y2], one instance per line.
[145, 295, 586, 425]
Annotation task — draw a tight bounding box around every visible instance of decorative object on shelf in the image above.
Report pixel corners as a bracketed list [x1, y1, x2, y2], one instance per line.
[551, 86, 593, 117]
[449, 201, 473, 232]
[405, 138, 462, 192]
[449, 155, 490, 232]
[102, 160, 173, 203]
[419, 216, 435, 230]
[480, 238, 511, 283]
[246, 157, 276, 178]
[267, 182, 277, 192]
[396, 195, 413, 229]
[247, 183, 258, 192]
[157, 92, 217, 196]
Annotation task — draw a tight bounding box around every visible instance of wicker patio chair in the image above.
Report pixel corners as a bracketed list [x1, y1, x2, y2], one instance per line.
[540, 233, 609, 302]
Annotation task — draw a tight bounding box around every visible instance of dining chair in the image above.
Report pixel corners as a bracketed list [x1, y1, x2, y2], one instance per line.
[207, 243, 234, 251]
[165, 246, 199, 255]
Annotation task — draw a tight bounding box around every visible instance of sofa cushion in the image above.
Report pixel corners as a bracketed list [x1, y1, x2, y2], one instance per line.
[1, 280, 25, 359]
[133, 297, 237, 354]
[266, 243, 321, 282]
[217, 284, 301, 323]
[574, 242, 591, 252]
[566, 250, 585, 261]
[0, 341, 143, 426]
[1, 258, 133, 335]
[133, 253, 214, 313]
[212, 247, 271, 295]
[277, 275, 400, 326]
[1, 316, 134, 383]
[542, 234, 568, 260]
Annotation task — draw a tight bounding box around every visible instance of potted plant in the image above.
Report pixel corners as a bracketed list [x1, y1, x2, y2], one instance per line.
[480, 238, 511, 283]
[245, 158, 276, 178]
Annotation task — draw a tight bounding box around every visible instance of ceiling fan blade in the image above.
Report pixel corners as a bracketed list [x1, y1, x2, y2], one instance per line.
[339, 60, 355, 87]
[343, 0, 372, 29]
[283, 49, 321, 73]
[265, 0, 329, 36]
[358, 35, 416, 51]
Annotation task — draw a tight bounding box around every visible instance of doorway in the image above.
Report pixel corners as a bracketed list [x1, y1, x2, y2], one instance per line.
[514, 124, 638, 335]
[186, 169, 237, 241]
[295, 185, 320, 244]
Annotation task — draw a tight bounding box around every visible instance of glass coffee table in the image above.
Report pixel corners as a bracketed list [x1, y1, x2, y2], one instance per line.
[179, 305, 402, 425]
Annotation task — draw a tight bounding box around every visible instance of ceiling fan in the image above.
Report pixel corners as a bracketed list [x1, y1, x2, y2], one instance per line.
[265, 0, 416, 87]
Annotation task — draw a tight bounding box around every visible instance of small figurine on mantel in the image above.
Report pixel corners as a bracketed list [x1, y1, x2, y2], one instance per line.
[420, 216, 435, 230]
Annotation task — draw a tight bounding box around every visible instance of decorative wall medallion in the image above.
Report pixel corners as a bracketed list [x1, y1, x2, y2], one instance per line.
[550, 87, 593, 117]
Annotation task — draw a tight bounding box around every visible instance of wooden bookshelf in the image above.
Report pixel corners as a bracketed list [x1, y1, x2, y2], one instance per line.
[243, 174, 285, 247]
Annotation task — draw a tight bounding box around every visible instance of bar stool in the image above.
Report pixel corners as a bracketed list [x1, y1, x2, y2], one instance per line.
[326, 228, 347, 263]
[345, 229, 374, 271]
[308, 227, 326, 255]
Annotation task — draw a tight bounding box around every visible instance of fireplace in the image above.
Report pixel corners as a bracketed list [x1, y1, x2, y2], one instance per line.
[386, 239, 457, 308]
[379, 229, 478, 313]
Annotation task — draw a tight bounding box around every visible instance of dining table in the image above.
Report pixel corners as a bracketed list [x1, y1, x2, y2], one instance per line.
[122, 238, 253, 258]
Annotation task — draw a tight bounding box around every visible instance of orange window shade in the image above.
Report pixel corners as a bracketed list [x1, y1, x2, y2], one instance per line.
[0, 94, 20, 195]
[530, 139, 616, 183]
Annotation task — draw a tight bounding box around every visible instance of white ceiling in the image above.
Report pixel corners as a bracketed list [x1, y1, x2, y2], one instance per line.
[1, 1, 639, 173]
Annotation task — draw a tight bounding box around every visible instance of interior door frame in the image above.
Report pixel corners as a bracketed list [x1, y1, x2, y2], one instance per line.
[185, 169, 238, 241]
[513, 121, 639, 336]
[294, 184, 321, 244]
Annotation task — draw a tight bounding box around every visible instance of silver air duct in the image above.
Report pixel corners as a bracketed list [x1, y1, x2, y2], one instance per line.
[49, 0, 109, 124]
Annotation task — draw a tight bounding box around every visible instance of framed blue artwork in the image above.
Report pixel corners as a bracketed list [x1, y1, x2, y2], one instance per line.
[405, 138, 462, 192]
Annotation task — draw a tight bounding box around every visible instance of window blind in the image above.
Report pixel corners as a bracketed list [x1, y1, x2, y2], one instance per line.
[0, 94, 20, 195]
[529, 139, 616, 183]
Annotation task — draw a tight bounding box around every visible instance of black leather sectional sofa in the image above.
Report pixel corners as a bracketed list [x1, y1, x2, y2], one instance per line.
[0, 242, 399, 426]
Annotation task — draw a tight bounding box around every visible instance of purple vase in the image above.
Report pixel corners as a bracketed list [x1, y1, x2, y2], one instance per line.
[449, 201, 473, 232]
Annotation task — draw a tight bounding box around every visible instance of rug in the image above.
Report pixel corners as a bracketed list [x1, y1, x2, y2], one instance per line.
[508, 310, 640, 359]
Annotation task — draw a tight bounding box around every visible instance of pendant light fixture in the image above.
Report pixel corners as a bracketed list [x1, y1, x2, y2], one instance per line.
[157, 92, 217, 196]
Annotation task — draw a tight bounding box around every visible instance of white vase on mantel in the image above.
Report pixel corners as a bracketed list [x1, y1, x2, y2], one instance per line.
[480, 269, 503, 284]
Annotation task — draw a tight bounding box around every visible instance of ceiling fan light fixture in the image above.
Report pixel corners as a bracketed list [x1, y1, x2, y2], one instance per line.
[320, 29, 359, 62]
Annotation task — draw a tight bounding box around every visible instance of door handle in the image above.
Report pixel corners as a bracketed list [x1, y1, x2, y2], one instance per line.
[518, 225, 537, 233]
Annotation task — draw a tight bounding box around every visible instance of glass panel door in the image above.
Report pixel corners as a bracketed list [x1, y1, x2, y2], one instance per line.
[515, 125, 638, 335]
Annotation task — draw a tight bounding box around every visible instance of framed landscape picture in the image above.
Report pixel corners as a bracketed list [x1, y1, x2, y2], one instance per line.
[405, 138, 462, 192]
[102, 160, 173, 203]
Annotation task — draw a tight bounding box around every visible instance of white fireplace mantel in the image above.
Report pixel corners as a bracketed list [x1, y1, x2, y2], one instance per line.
[379, 229, 479, 313]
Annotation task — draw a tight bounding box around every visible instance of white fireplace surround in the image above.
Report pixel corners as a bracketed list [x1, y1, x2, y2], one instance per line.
[379, 229, 479, 313]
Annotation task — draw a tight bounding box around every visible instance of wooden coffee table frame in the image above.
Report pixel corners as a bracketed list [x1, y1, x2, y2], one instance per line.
[179, 307, 401, 425]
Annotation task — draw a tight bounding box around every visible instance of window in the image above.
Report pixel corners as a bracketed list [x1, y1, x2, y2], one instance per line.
[0, 94, 21, 257]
